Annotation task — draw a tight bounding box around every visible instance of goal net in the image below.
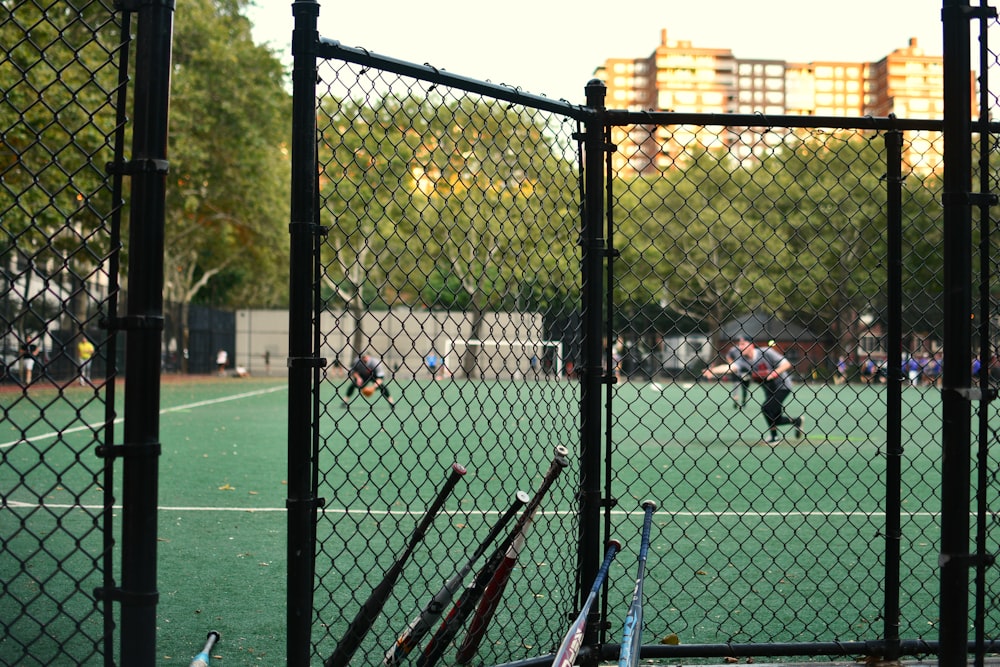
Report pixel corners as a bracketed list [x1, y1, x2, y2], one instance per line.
[442, 339, 563, 380]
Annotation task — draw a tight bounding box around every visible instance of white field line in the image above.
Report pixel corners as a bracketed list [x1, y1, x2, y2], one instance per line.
[1, 384, 942, 518]
[0, 384, 287, 450]
[0, 501, 941, 519]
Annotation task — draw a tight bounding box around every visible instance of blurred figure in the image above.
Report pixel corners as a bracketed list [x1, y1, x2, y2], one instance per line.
[77, 336, 95, 385]
[703, 334, 804, 445]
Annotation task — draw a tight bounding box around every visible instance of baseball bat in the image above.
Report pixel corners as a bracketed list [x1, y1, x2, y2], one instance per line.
[551, 540, 622, 667]
[454, 511, 535, 663]
[383, 490, 530, 666]
[618, 501, 657, 667]
[324, 462, 467, 667]
[417, 446, 570, 667]
[189, 630, 220, 667]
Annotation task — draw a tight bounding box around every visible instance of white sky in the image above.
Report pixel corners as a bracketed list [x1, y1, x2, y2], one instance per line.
[245, 1, 946, 104]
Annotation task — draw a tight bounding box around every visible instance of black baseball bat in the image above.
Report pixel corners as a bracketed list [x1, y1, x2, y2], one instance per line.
[551, 540, 622, 667]
[324, 462, 467, 667]
[417, 446, 570, 667]
[618, 500, 657, 667]
[383, 490, 529, 666]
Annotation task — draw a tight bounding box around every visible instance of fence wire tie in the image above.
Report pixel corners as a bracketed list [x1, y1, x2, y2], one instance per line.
[752, 111, 772, 134]
[423, 62, 440, 91]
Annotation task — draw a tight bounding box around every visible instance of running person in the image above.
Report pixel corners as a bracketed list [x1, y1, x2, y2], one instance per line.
[342, 352, 395, 408]
[703, 334, 804, 444]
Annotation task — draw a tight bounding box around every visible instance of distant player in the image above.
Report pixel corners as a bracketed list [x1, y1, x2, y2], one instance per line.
[703, 334, 803, 444]
[425, 351, 441, 380]
[342, 352, 395, 408]
[77, 336, 95, 385]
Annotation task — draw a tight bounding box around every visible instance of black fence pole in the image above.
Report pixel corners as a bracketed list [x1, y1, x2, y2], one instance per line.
[288, 2, 322, 666]
[939, 1, 974, 664]
[883, 128, 903, 662]
[118, 0, 174, 664]
[579, 79, 607, 665]
[973, 9, 996, 666]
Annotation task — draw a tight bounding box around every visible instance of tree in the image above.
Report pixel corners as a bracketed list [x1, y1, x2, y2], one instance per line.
[317, 91, 578, 374]
[164, 0, 291, 368]
[611, 128, 945, 365]
[1, 0, 122, 357]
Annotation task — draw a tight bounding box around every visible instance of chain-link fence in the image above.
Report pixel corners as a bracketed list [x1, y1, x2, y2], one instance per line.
[297, 14, 1000, 667]
[1, 1, 125, 664]
[308, 58, 585, 667]
[600, 118, 950, 655]
[5, 1, 1000, 665]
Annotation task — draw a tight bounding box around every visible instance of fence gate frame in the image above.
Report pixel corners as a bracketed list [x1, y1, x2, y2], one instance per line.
[581, 88, 964, 667]
[288, 2, 1000, 667]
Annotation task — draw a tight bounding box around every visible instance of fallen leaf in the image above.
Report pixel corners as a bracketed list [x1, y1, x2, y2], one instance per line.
[218, 483, 234, 491]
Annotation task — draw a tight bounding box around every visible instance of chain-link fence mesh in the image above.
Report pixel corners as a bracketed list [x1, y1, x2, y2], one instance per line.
[600, 121, 949, 650]
[309, 58, 586, 666]
[303, 37, 1000, 665]
[1, 0, 125, 664]
[6, 1, 1000, 665]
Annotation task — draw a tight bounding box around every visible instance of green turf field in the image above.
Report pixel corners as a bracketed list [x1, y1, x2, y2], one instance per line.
[0, 375, 986, 665]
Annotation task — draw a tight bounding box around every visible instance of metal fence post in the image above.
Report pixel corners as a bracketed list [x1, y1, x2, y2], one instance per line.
[940, 1, 974, 664]
[579, 78, 607, 665]
[883, 127, 903, 662]
[119, 0, 174, 663]
[288, 2, 322, 665]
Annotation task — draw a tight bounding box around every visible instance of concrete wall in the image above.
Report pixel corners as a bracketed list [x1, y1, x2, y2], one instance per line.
[235, 308, 545, 379]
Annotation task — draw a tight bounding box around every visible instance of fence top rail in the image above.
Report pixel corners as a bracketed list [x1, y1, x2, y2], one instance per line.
[603, 109, 948, 133]
[316, 37, 592, 120]
[312, 38, 1000, 137]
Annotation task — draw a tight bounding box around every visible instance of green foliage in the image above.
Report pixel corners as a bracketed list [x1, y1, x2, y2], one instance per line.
[166, 0, 291, 308]
[1, 0, 122, 338]
[612, 129, 944, 350]
[316, 92, 580, 322]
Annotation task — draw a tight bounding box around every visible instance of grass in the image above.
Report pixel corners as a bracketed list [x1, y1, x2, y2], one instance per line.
[0, 374, 980, 665]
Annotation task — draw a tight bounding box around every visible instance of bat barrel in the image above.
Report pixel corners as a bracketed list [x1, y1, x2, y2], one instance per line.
[619, 502, 657, 667]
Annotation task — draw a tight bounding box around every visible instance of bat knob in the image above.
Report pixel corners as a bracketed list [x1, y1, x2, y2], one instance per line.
[641, 499, 657, 511]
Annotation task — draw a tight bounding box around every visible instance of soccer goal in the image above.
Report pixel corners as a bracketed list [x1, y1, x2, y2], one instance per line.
[442, 339, 563, 380]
